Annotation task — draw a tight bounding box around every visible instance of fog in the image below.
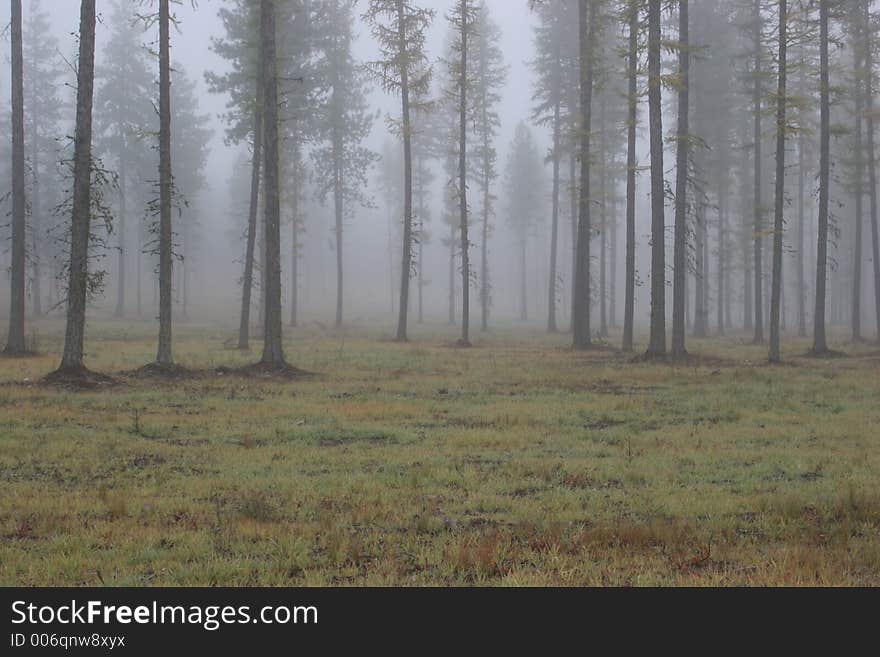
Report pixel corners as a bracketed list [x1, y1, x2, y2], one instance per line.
[0, 0, 876, 349]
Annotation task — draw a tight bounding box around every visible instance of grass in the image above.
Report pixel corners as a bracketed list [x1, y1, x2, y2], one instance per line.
[1, 317, 878, 585]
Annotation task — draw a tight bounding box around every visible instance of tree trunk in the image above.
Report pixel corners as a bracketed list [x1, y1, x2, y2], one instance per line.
[717, 176, 726, 335]
[623, 0, 638, 352]
[290, 142, 300, 327]
[448, 222, 456, 325]
[813, 0, 830, 354]
[238, 82, 263, 348]
[672, 0, 689, 357]
[260, 0, 285, 366]
[58, 0, 96, 371]
[573, 0, 595, 350]
[851, 23, 864, 342]
[481, 154, 490, 331]
[797, 67, 807, 337]
[866, 1, 880, 343]
[646, 0, 666, 357]
[156, 0, 173, 366]
[395, 0, 413, 342]
[458, 0, 471, 347]
[418, 156, 426, 325]
[769, 0, 787, 363]
[753, 0, 764, 344]
[114, 156, 127, 318]
[694, 199, 707, 338]
[599, 91, 608, 338]
[547, 69, 561, 333]
[5, 0, 26, 355]
[29, 61, 42, 320]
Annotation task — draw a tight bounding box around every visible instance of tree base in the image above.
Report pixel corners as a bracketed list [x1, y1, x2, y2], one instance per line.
[42, 365, 118, 390]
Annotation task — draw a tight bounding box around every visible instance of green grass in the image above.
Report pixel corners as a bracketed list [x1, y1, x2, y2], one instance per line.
[1, 318, 879, 585]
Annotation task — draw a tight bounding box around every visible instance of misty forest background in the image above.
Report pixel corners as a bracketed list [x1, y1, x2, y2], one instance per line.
[1, 0, 878, 365]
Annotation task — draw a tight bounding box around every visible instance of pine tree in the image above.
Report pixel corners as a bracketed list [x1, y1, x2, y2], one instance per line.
[312, 0, 378, 328]
[364, 0, 435, 342]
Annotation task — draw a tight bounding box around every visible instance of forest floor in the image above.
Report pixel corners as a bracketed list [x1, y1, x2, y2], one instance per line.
[1, 318, 879, 585]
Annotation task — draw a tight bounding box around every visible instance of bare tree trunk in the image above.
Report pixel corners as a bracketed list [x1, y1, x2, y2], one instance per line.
[646, 0, 666, 357]
[573, 0, 596, 350]
[694, 199, 707, 338]
[769, 0, 787, 363]
[290, 143, 300, 327]
[852, 24, 864, 342]
[812, 0, 830, 354]
[114, 156, 127, 318]
[672, 0, 689, 357]
[866, 1, 880, 343]
[5, 0, 26, 355]
[396, 0, 413, 342]
[610, 184, 617, 329]
[418, 156, 426, 325]
[547, 73, 561, 333]
[480, 155, 490, 331]
[58, 0, 96, 371]
[448, 222, 456, 325]
[260, 0, 285, 365]
[752, 0, 764, 344]
[30, 64, 42, 319]
[797, 71, 807, 337]
[599, 91, 608, 338]
[458, 0, 471, 346]
[717, 176, 727, 335]
[156, 0, 173, 366]
[623, 0, 638, 352]
[239, 82, 263, 348]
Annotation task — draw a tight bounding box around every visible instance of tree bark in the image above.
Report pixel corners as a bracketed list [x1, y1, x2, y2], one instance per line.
[260, 0, 285, 365]
[5, 0, 26, 354]
[156, 0, 173, 366]
[238, 81, 263, 348]
[458, 0, 471, 346]
[395, 0, 413, 342]
[672, 0, 689, 357]
[851, 21, 864, 342]
[59, 0, 96, 370]
[573, 0, 595, 350]
[812, 0, 830, 354]
[646, 0, 666, 357]
[866, 1, 880, 343]
[769, 0, 787, 363]
[29, 60, 42, 319]
[752, 0, 764, 344]
[623, 0, 638, 352]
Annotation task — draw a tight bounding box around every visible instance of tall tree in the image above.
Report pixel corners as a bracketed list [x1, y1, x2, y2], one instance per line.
[671, 0, 690, 358]
[206, 0, 261, 349]
[623, 0, 641, 352]
[572, 0, 598, 349]
[865, 0, 880, 342]
[812, 0, 831, 354]
[504, 123, 544, 322]
[646, 0, 666, 357]
[473, 2, 505, 333]
[23, 0, 64, 320]
[312, 0, 377, 328]
[769, 0, 787, 363]
[154, 0, 174, 367]
[752, 0, 765, 343]
[56, 0, 97, 373]
[259, 0, 285, 366]
[95, 0, 154, 319]
[364, 0, 434, 342]
[531, 0, 565, 332]
[4, 0, 26, 355]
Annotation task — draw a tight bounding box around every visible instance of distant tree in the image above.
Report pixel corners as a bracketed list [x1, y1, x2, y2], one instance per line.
[364, 0, 435, 342]
[471, 2, 506, 333]
[531, 0, 566, 332]
[504, 123, 544, 321]
[94, 0, 154, 319]
[312, 0, 378, 328]
[206, 0, 261, 349]
[4, 0, 26, 355]
[23, 0, 64, 320]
